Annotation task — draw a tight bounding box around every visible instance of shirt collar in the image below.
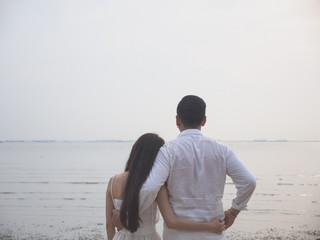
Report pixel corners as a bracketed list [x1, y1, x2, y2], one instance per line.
[178, 129, 203, 138]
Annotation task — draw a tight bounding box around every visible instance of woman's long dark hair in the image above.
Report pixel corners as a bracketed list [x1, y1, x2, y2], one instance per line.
[120, 133, 164, 233]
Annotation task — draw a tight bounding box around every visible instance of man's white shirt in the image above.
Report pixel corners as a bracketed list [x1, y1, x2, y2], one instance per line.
[140, 129, 256, 240]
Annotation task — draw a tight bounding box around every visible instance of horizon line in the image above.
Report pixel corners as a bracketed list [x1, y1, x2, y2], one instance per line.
[1, 139, 320, 143]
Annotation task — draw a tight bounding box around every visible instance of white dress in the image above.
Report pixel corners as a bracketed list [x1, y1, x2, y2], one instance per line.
[111, 178, 161, 240]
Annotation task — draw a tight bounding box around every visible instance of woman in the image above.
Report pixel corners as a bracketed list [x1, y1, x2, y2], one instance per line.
[106, 133, 225, 240]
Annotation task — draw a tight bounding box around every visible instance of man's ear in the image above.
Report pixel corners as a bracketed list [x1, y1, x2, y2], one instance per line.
[176, 115, 181, 128]
[201, 116, 207, 127]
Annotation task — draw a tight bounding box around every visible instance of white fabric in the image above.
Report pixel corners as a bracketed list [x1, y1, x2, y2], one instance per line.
[140, 129, 256, 240]
[111, 184, 161, 240]
[113, 225, 161, 240]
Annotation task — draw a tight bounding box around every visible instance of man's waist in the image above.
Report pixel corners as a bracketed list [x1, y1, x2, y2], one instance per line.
[163, 226, 225, 240]
[171, 202, 224, 222]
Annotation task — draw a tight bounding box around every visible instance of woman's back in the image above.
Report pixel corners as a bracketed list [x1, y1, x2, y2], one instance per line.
[110, 172, 160, 240]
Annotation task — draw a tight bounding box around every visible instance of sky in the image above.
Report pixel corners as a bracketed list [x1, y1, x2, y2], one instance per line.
[0, 0, 319, 141]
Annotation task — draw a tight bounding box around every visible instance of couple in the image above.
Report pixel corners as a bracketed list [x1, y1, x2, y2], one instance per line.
[106, 95, 256, 240]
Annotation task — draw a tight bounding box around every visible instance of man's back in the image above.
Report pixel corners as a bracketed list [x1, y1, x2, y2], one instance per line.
[141, 129, 255, 240]
[162, 129, 229, 239]
[140, 95, 255, 240]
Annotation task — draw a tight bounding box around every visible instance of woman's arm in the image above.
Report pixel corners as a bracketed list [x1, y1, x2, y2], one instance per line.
[156, 185, 225, 234]
[106, 178, 116, 239]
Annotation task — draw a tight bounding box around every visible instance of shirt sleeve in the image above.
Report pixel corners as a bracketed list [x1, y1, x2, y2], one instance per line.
[139, 146, 171, 214]
[225, 146, 256, 210]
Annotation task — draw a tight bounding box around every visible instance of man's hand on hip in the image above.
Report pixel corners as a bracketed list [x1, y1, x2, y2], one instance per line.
[223, 210, 236, 230]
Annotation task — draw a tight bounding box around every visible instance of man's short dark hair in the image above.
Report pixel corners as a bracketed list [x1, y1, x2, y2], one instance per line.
[177, 95, 206, 127]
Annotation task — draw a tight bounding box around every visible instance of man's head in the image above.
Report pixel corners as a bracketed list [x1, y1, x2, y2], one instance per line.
[176, 95, 206, 130]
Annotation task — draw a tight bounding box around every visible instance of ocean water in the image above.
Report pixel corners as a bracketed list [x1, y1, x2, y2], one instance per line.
[0, 141, 319, 239]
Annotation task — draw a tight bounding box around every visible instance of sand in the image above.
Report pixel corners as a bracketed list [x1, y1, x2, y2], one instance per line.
[0, 221, 319, 240]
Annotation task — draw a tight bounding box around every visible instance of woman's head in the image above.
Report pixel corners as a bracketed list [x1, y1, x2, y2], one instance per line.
[120, 133, 164, 233]
[125, 133, 165, 173]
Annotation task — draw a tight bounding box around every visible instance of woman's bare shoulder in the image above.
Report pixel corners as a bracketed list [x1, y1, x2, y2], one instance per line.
[114, 171, 128, 182]
[110, 172, 128, 199]
[109, 172, 128, 182]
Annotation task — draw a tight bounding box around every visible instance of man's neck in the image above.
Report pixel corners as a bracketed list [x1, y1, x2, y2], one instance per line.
[179, 126, 201, 132]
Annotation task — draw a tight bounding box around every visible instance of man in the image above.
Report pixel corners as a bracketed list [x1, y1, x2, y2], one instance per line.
[139, 95, 256, 240]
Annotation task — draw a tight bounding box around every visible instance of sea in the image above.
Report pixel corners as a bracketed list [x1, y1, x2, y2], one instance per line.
[0, 141, 319, 239]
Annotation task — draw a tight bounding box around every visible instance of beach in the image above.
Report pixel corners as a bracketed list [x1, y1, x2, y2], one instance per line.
[1, 218, 319, 240]
[1, 141, 319, 239]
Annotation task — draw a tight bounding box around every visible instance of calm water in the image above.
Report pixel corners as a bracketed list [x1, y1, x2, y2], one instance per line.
[0, 141, 319, 238]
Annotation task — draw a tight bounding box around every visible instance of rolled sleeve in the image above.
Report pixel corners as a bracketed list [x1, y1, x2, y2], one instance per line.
[226, 147, 256, 210]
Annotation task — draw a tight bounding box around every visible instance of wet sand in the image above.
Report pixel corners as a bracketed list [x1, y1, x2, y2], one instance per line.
[0, 221, 319, 240]
[1, 214, 320, 240]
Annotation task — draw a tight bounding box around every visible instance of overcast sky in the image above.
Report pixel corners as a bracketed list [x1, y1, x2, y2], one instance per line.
[0, 0, 319, 141]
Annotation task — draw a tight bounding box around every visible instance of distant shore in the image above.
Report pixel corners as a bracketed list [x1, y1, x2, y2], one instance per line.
[0, 140, 132, 143]
[1, 139, 320, 143]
